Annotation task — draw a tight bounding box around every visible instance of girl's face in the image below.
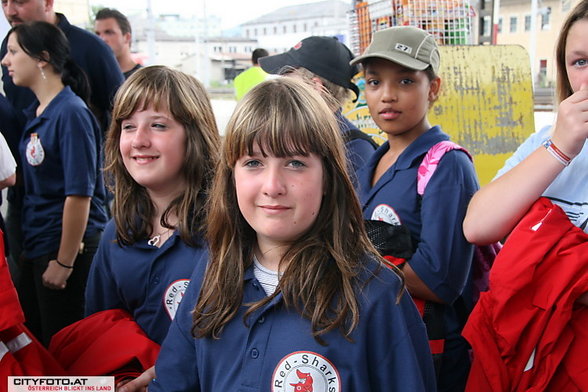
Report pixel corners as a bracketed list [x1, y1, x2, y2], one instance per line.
[234, 145, 324, 252]
[565, 18, 588, 93]
[1, 33, 39, 87]
[119, 104, 187, 195]
[364, 58, 439, 140]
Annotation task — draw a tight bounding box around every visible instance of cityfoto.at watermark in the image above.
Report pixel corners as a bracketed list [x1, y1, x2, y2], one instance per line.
[8, 377, 114, 392]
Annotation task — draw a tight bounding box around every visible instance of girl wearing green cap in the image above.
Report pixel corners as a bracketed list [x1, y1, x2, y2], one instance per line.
[353, 26, 480, 392]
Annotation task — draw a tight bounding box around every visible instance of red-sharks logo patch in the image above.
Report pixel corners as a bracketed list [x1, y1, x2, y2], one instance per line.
[26, 133, 44, 166]
[371, 204, 401, 225]
[163, 279, 190, 320]
[290, 369, 313, 391]
[272, 351, 340, 392]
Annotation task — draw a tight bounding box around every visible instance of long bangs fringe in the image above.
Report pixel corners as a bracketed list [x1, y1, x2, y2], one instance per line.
[225, 82, 333, 166]
[115, 84, 171, 121]
[197, 77, 369, 342]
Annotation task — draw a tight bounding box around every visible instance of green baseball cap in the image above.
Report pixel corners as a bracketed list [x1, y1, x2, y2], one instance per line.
[350, 26, 440, 75]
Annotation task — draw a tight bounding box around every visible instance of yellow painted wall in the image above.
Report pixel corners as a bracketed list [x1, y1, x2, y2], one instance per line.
[343, 45, 535, 185]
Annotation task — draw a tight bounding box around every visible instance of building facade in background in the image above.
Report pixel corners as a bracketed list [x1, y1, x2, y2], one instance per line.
[241, 0, 351, 53]
[496, 0, 579, 88]
[47, 0, 574, 90]
[128, 0, 350, 86]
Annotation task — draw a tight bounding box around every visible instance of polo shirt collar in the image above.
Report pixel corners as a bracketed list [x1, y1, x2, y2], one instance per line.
[364, 125, 447, 172]
[392, 125, 448, 170]
[244, 263, 284, 308]
[358, 125, 448, 198]
[244, 263, 255, 282]
[23, 86, 75, 127]
[55, 13, 71, 31]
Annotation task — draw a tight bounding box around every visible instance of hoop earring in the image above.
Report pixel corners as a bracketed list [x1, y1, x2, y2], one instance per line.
[39, 67, 46, 80]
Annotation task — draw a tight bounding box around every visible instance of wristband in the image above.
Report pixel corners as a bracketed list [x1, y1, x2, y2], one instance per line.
[542, 138, 572, 166]
[55, 259, 74, 269]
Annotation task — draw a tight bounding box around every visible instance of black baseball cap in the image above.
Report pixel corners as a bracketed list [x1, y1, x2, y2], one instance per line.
[259, 36, 360, 99]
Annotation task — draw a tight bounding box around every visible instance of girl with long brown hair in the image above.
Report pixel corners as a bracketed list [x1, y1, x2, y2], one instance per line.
[85, 65, 220, 344]
[149, 77, 435, 391]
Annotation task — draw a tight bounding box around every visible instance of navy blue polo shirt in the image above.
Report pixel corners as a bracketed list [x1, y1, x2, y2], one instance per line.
[85, 221, 209, 344]
[358, 126, 479, 388]
[151, 256, 436, 391]
[19, 87, 106, 259]
[358, 126, 478, 306]
[1, 13, 124, 133]
[357, 126, 478, 386]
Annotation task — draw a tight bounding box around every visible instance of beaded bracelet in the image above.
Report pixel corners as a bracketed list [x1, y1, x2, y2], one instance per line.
[55, 259, 74, 269]
[542, 138, 572, 167]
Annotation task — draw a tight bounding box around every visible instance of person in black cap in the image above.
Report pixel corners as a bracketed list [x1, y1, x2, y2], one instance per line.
[259, 36, 377, 184]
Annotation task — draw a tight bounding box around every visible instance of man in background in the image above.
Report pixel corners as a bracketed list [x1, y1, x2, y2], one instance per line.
[1, 0, 123, 133]
[234, 48, 268, 100]
[95, 8, 142, 79]
[259, 36, 377, 181]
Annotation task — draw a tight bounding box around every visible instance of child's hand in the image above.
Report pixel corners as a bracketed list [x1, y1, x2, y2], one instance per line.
[117, 366, 156, 392]
[551, 83, 588, 159]
[42, 260, 72, 290]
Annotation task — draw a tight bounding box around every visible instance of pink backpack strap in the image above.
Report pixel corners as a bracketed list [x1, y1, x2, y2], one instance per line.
[417, 141, 472, 195]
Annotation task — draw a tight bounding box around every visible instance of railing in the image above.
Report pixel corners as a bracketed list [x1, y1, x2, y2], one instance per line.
[534, 87, 555, 112]
[348, 0, 475, 55]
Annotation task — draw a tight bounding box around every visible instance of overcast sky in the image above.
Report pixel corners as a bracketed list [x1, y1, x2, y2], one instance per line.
[89, 0, 313, 29]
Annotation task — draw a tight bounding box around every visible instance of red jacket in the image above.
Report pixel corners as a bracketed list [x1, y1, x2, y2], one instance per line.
[0, 325, 65, 377]
[49, 309, 160, 383]
[0, 230, 65, 391]
[0, 229, 23, 331]
[1, 232, 158, 387]
[463, 197, 588, 391]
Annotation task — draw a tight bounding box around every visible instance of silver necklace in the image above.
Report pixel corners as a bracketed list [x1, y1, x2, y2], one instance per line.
[148, 228, 172, 247]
